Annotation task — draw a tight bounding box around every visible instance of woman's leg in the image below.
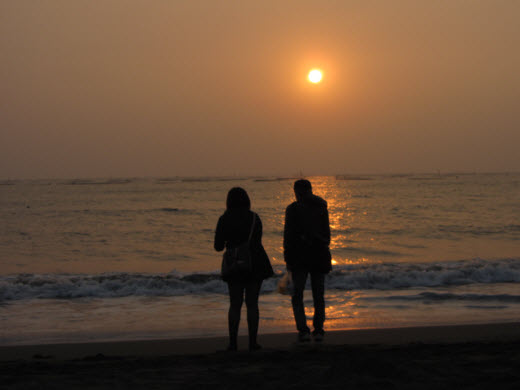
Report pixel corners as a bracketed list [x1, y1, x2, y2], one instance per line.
[244, 279, 262, 350]
[227, 282, 244, 350]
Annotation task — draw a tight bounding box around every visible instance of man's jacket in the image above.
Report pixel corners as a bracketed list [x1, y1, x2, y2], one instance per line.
[283, 194, 332, 273]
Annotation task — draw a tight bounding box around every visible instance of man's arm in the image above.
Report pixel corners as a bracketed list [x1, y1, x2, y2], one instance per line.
[283, 205, 297, 270]
[323, 205, 331, 246]
[313, 202, 331, 247]
[283, 205, 296, 251]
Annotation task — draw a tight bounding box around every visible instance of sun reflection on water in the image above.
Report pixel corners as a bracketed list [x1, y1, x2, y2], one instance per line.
[264, 176, 388, 269]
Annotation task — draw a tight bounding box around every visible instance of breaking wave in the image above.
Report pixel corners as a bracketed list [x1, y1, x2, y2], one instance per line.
[0, 258, 519, 301]
[381, 292, 520, 303]
[327, 258, 520, 290]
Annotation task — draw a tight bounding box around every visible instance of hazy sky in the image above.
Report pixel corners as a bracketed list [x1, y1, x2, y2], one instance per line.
[1, 1, 519, 178]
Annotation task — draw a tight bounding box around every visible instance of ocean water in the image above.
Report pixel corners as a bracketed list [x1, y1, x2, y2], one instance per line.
[1, 174, 519, 345]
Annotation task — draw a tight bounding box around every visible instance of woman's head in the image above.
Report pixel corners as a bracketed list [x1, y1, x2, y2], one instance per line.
[226, 187, 251, 210]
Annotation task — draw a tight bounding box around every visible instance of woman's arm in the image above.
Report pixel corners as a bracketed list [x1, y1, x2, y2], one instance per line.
[214, 216, 226, 251]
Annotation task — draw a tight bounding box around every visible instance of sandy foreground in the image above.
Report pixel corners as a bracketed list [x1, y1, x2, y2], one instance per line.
[1, 322, 519, 389]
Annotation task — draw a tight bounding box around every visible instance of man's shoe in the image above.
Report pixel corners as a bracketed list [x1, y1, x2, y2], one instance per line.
[298, 331, 311, 342]
[312, 330, 324, 342]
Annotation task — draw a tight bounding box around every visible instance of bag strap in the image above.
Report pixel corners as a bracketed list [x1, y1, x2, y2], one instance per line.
[247, 212, 256, 243]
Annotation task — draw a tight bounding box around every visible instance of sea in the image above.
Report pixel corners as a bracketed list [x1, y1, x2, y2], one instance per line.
[1, 173, 519, 346]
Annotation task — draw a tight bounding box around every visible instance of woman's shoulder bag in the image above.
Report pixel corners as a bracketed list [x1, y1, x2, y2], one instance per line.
[221, 213, 256, 280]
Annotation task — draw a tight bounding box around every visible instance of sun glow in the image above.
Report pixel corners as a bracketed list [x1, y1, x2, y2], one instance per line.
[308, 69, 323, 83]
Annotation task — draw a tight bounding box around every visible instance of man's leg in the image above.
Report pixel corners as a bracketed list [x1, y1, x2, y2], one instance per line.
[291, 270, 310, 337]
[310, 272, 326, 336]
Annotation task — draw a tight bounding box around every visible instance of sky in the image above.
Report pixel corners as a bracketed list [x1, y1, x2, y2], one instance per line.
[1, 0, 519, 178]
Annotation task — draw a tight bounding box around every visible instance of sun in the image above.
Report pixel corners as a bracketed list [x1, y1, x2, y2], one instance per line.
[308, 69, 323, 83]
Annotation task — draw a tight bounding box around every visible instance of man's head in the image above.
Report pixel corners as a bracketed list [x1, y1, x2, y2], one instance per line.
[293, 179, 312, 201]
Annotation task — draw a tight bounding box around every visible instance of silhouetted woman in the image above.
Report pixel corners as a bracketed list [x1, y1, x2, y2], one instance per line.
[214, 187, 274, 351]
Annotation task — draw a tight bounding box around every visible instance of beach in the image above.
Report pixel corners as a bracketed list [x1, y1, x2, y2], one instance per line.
[1, 322, 519, 389]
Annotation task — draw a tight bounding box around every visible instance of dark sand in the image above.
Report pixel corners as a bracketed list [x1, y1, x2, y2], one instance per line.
[1, 322, 519, 389]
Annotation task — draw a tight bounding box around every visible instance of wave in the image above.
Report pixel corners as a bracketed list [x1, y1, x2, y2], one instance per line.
[155, 178, 180, 184]
[0, 273, 226, 301]
[332, 224, 520, 239]
[335, 175, 372, 181]
[437, 224, 520, 236]
[1, 258, 519, 301]
[254, 177, 296, 182]
[332, 246, 403, 257]
[381, 292, 520, 303]
[327, 258, 520, 290]
[181, 177, 248, 182]
[61, 179, 134, 185]
[71, 208, 189, 216]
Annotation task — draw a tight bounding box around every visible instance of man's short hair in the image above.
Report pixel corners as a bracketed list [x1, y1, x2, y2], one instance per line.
[294, 179, 312, 194]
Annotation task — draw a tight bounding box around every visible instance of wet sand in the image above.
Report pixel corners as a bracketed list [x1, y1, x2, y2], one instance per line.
[1, 322, 519, 389]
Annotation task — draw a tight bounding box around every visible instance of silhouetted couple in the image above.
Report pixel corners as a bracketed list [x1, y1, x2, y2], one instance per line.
[214, 180, 331, 351]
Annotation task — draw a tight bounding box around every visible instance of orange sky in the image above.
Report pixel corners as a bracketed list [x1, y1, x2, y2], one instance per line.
[1, 1, 519, 178]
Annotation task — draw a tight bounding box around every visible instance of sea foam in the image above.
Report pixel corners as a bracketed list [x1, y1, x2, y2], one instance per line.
[1, 258, 518, 301]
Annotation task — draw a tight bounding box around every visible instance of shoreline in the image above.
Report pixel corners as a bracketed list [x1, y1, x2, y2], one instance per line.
[2, 321, 519, 361]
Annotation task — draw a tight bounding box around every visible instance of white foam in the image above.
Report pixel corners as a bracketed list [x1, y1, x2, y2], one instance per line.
[1, 258, 519, 301]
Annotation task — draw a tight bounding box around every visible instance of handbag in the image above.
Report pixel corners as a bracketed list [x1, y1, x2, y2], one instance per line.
[221, 213, 256, 279]
[277, 271, 294, 295]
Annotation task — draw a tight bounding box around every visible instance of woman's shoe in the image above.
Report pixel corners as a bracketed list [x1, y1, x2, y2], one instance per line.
[226, 344, 238, 352]
[249, 343, 262, 352]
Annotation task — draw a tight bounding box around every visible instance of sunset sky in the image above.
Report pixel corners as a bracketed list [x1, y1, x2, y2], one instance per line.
[1, 1, 519, 178]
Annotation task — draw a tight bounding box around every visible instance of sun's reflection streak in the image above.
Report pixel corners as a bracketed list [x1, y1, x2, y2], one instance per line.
[262, 176, 382, 268]
[261, 278, 398, 332]
[300, 290, 366, 327]
[309, 177, 359, 251]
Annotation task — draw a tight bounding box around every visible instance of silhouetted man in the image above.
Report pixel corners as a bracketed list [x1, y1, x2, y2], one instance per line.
[284, 179, 331, 342]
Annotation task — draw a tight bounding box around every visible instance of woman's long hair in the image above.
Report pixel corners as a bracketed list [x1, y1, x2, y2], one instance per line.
[226, 187, 251, 210]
